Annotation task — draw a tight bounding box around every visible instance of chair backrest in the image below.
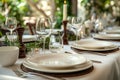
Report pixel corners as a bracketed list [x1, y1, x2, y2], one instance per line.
[26, 23, 36, 35]
[23, 17, 36, 35]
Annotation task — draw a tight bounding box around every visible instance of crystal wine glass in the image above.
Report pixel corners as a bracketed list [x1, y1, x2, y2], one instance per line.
[36, 17, 52, 53]
[49, 33, 63, 53]
[71, 17, 82, 41]
[49, 16, 57, 29]
[5, 17, 17, 35]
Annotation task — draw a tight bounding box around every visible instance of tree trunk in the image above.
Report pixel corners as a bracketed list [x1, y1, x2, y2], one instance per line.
[50, 0, 56, 17]
[71, 0, 77, 16]
[26, 0, 49, 18]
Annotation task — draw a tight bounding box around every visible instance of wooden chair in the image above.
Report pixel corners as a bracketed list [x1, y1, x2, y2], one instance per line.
[26, 22, 36, 35]
[23, 17, 36, 35]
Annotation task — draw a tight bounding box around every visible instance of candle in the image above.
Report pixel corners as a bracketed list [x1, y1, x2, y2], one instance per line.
[63, 0, 67, 21]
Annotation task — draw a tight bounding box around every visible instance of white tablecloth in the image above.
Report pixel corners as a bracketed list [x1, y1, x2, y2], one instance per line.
[1, 40, 120, 80]
[63, 44, 120, 80]
[0, 35, 37, 43]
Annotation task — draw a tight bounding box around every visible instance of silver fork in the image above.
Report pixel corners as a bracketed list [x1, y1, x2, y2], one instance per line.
[13, 66, 66, 80]
[79, 51, 108, 56]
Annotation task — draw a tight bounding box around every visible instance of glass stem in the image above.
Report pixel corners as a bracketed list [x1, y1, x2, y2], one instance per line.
[35, 35, 38, 48]
[10, 30, 13, 35]
[76, 29, 78, 42]
[43, 37, 46, 54]
[10, 30, 13, 46]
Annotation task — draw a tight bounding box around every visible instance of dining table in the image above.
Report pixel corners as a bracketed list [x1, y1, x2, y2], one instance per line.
[0, 37, 120, 80]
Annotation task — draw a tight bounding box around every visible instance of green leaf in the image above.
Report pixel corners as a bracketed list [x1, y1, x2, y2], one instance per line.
[0, 14, 5, 22]
[0, 31, 3, 38]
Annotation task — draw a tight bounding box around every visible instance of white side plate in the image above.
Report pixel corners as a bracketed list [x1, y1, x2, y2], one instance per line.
[93, 34, 120, 40]
[71, 39, 118, 51]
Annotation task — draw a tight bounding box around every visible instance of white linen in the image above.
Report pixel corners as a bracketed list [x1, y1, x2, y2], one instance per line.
[0, 67, 16, 76]
[0, 35, 37, 42]
[0, 67, 27, 80]
[63, 45, 120, 80]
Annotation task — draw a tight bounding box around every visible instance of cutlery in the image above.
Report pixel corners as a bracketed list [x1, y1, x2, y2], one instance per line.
[64, 51, 77, 54]
[72, 50, 108, 56]
[90, 60, 102, 63]
[13, 66, 66, 80]
[79, 51, 107, 56]
[65, 51, 107, 56]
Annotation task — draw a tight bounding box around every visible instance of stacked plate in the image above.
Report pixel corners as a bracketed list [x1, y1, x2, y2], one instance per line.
[93, 34, 120, 40]
[22, 53, 93, 73]
[71, 39, 118, 51]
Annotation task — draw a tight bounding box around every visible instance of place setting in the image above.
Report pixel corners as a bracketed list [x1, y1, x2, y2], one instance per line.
[70, 39, 119, 59]
[92, 26, 120, 41]
[18, 31, 94, 77]
[17, 16, 94, 79]
[20, 52, 93, 74]
[18, 42, 94, 79]
[71, 39, 119, 52]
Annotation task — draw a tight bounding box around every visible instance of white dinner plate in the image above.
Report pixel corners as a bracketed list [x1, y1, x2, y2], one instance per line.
[26, 53, 87, 69]
[71, 39, 118, 51]
[93, 34, 120, 40]
[23, 59, 93, 73]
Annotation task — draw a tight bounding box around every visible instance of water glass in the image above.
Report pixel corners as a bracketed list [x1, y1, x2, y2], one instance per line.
[49, 16, 57, 29]
[49, 35, 63, 53]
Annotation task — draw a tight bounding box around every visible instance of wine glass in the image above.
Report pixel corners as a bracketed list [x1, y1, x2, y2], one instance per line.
[49, 33, 63, 53]
[36, 17, 52, 53]
[5, 17, 17, 35]
[71, 17, 82, 41]
[94, 18, 104, 34]
[67, 16, 73, 29]
[49, 16, 57, 29]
